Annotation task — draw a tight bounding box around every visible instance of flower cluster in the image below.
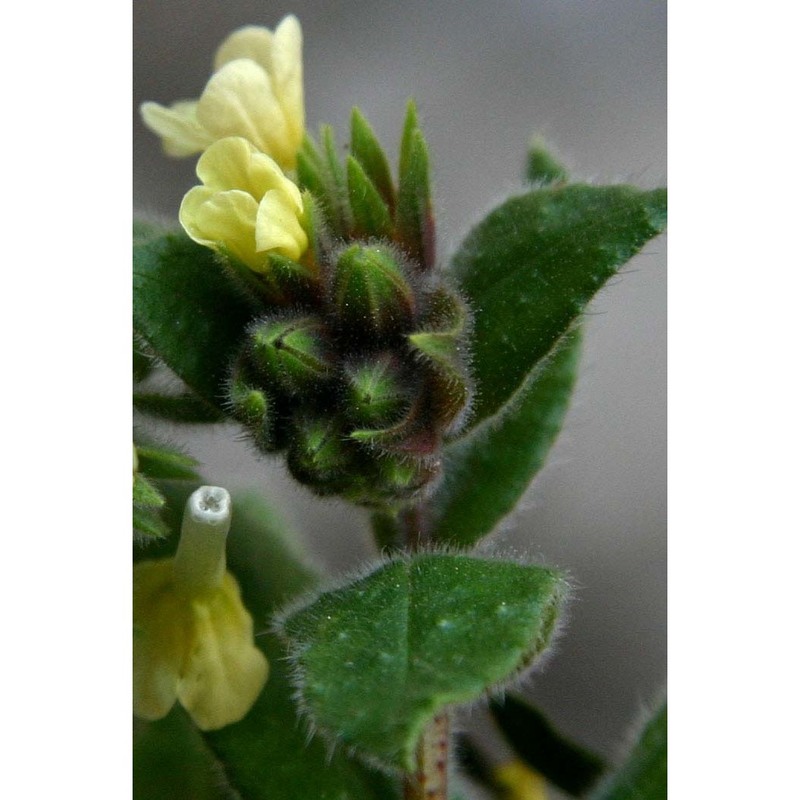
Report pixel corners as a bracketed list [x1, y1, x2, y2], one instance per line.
[141, 16, 472, 508]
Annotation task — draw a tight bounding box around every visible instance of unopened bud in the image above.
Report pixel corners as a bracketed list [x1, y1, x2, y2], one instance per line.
[331, 244, 414, 340]
[342, 354, 411, 428]
[249, 315, 333, 396]
[286, 415, 354, 495]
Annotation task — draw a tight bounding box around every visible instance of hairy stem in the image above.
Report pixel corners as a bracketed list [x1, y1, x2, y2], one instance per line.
[404, 712, 450, 800]
[401, 503, 450, 798]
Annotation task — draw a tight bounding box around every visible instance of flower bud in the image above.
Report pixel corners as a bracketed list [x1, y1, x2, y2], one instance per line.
[227, 365, 280, 452]
[286, 415, 355, 495]
[342, 354, 411, 428]
[249, 315, 333, 396]
[331, 244, 414, 340]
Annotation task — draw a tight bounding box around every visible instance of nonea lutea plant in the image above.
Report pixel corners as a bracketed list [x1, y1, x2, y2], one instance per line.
[134, 12, 666, 800]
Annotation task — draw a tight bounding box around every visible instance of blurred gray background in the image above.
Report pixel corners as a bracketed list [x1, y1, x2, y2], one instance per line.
[133, 0, 666, 779]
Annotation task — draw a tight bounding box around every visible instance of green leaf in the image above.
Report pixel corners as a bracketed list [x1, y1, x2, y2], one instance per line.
[133, 231, 254, 410]
[134, 485, 397, 800]
[278, 553, 566, 773]
[526, 138, 569, 186]
[347, 156, 393, 239]
[133, 334, 156, 383]
[351, 107, 396, 209]
[429, 330, 581, 547]
[589, 701, 666, 800]
[133, 217, 169, 244]
[490, 694, 608, 796]
[134, 709, 231, 800]
[133, 392, 225, 423]
[450, 184, 667, 426]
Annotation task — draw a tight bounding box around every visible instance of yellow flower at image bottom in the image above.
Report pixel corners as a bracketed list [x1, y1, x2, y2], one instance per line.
[133, 487, 268, 731]
[494, 760, 548, 800]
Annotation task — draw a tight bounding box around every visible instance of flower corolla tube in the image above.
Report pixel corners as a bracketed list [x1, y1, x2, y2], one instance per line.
[133, 486, 268, 731]
[140, 15, 304, 171]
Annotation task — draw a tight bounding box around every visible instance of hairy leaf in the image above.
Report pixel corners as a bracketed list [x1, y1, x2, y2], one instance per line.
[450, 184, 666, 426]
[278, 553, 566, 773]
[133, 392, 225, 424]
[429, 330, 581, 547]
[133, 232, 254, 410]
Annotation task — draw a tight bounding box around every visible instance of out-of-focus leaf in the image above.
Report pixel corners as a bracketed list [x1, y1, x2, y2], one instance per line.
[589, 701, 666, 800]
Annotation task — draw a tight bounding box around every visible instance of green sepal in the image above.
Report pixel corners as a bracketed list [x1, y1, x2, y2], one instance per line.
[347, 156, 393, 239]
[226, 357, 283, 452]
[133, 392, 225, 424]
[589, 701, 666, 800]
[526, 138, 569, 186]
[135, 445, 200, 482]
[351, 107, 396, 210]
[133, 472, 165, 510]
[396, 106, 435, 269]
[450, 184, 667, 426]
[428, 330, 581, 547]
[133, 231, 254, 411]
[490, 694, 607, 796]
[133, 486, 398, 800]
[296, 137, 331, 210]
[321, 124, 352, 235]
[266, 251, 322, 308]
[132, 505, 170, 542]
[277, 552, 566, 773]
[408, 330, 470, 430]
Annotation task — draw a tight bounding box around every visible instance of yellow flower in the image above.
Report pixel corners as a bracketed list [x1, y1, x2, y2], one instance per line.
[133, 486, 269, 731]
[179, 136, 308, 270]
[494, 760, 548, 800]
[140, 15, 304, 171]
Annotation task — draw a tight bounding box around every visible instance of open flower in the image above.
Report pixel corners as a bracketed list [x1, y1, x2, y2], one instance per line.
[140, 15, 304, 171]
[133, 486, 269, 731]
[179, 136, 308, 271]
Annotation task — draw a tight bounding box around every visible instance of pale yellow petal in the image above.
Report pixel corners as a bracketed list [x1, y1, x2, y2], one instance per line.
[255, 190, 308, 260]
[133, 560, 190, 721]
[194, 137, 296, 201]
[140, 100, 214, 157]
[271, 15, 304, 144]
[180, 186, 262, 270]
[177, 574, 269, 731]
[196, 60, 293, 168]
[213, 25, 274, 73]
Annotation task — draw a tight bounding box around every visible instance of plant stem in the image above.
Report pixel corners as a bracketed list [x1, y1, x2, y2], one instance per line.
[400, 503, 450, 799]
[403, 712, 450, 800]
